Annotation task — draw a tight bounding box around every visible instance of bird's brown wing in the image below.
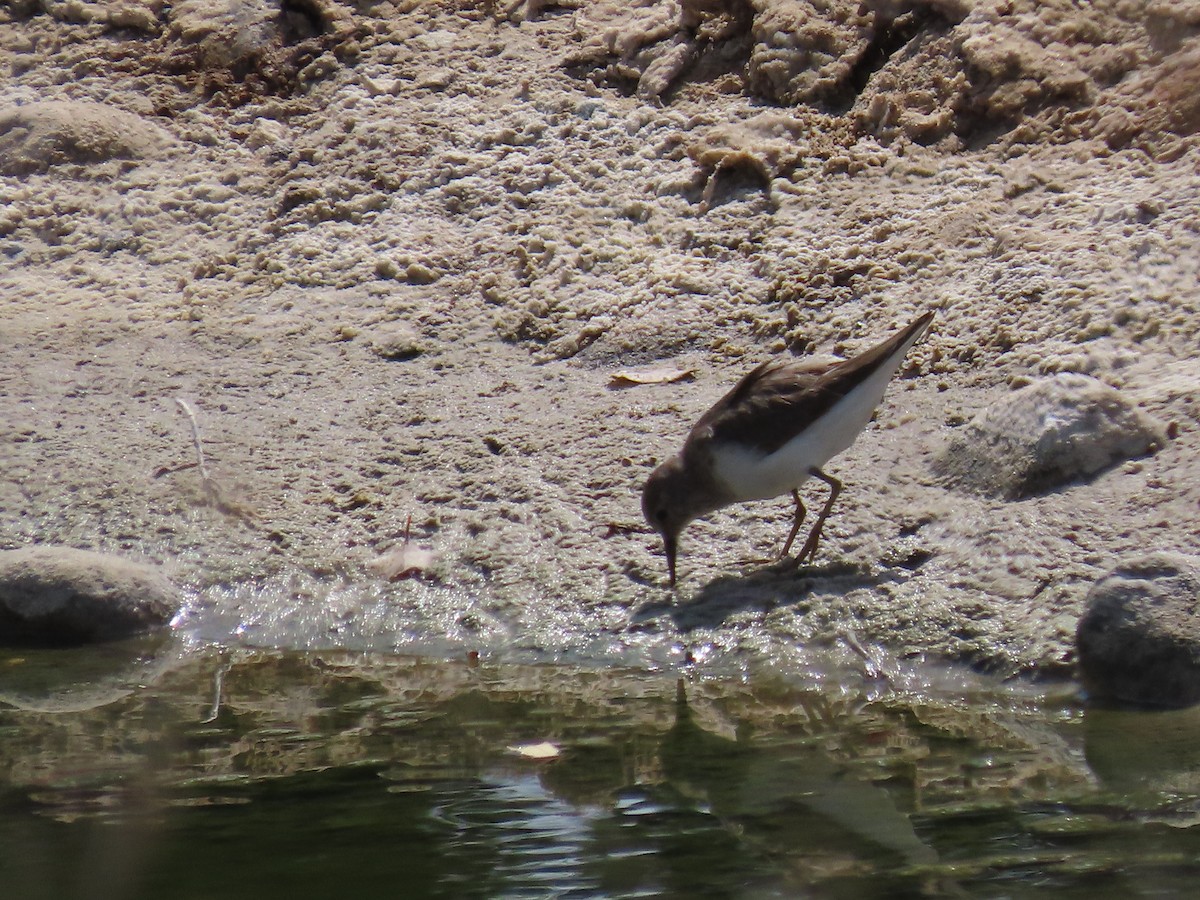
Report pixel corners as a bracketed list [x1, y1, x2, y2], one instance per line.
[686, 311, 934, 457]
[685, 357, 844, 456]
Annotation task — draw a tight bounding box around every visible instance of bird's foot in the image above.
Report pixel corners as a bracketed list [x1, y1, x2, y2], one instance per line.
[793, 531, 823, 565]
[768, 554, 807, 574]
[768, 540, 821, 574]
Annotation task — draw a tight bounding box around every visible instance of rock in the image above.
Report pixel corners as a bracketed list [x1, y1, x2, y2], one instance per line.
[747, 0, 873, 106]
[636, 35, 696, 100]
[850, 29, 965, 145]
[369, 323, 425, 360]
[168, 0, 284, 71]
[687, 111, 813, 184]
[1076, 553, 1200, 708]
[0, 634, 179, 713]
[166, 0, 352, 69]
[0, 100, 173, 175]
[565, 0, 681, 67]
[0, 546, 180, 646]
[934, 373, 1168, 499]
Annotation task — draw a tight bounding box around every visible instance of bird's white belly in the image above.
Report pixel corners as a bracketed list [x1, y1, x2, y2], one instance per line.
[710, 366, 895, 502]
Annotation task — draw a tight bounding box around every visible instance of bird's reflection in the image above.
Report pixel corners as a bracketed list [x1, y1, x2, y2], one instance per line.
[660, 679, 939, 870]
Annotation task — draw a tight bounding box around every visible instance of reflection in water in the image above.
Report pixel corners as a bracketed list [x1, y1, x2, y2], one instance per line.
[1084, 705, 1200, 795]
[1, 646, 1199, 898]
[662, 680, 939, 871]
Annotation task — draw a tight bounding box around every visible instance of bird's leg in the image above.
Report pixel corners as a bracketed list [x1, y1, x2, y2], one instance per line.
[779, 489, 806, 558]
[794, 468, 842, 564]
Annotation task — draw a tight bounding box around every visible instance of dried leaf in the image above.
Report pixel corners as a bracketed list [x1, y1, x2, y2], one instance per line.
[609, 367, 695, 387]
[370, 543, 437, 581]
[507, 741, 561, 760]
[370, 515, 439, 581]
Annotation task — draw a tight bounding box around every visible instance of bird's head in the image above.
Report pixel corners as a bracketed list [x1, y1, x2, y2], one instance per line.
[641, 456, 698, 588]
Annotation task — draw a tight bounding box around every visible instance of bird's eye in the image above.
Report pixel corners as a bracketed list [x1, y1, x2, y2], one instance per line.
[655, 508, 669, 525]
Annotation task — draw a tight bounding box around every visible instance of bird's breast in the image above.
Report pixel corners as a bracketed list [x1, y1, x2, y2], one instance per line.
[710, 434, 819, 502]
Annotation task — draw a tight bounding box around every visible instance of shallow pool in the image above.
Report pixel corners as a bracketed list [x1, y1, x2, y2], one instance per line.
[1, 642, 1198, 898]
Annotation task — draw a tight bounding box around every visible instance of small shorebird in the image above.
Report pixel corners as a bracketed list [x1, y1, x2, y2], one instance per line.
[642, 311, 934, 586]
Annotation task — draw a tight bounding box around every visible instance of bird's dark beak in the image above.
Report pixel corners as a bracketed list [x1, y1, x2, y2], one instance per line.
[664, 533, 678, 588]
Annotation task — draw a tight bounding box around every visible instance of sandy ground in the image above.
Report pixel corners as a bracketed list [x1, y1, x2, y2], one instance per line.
[2, 0, 1199, 677]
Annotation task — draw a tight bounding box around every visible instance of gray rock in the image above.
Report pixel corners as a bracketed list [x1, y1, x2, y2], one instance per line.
[1076, 552, 1200, 708]
[0, 101, 173, 175]
[934, 373, 1168, 499]
[0, 546, 180, 646]
[369, 323, 425, 360]
[168, 0, 283, 71]
[166, 0, 351, 72]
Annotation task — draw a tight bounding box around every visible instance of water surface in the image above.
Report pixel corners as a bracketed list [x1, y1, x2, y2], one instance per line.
[2, 642, 1198, 898]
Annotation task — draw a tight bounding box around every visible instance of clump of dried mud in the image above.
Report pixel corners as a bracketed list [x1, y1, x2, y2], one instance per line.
[2, 0, 1198, 678]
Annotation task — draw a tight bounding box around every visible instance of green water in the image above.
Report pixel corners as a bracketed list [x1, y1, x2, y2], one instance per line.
[1, 644, 1198, 899]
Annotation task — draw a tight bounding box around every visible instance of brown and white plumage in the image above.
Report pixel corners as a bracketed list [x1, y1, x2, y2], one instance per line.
[642, 311, 934, 586]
